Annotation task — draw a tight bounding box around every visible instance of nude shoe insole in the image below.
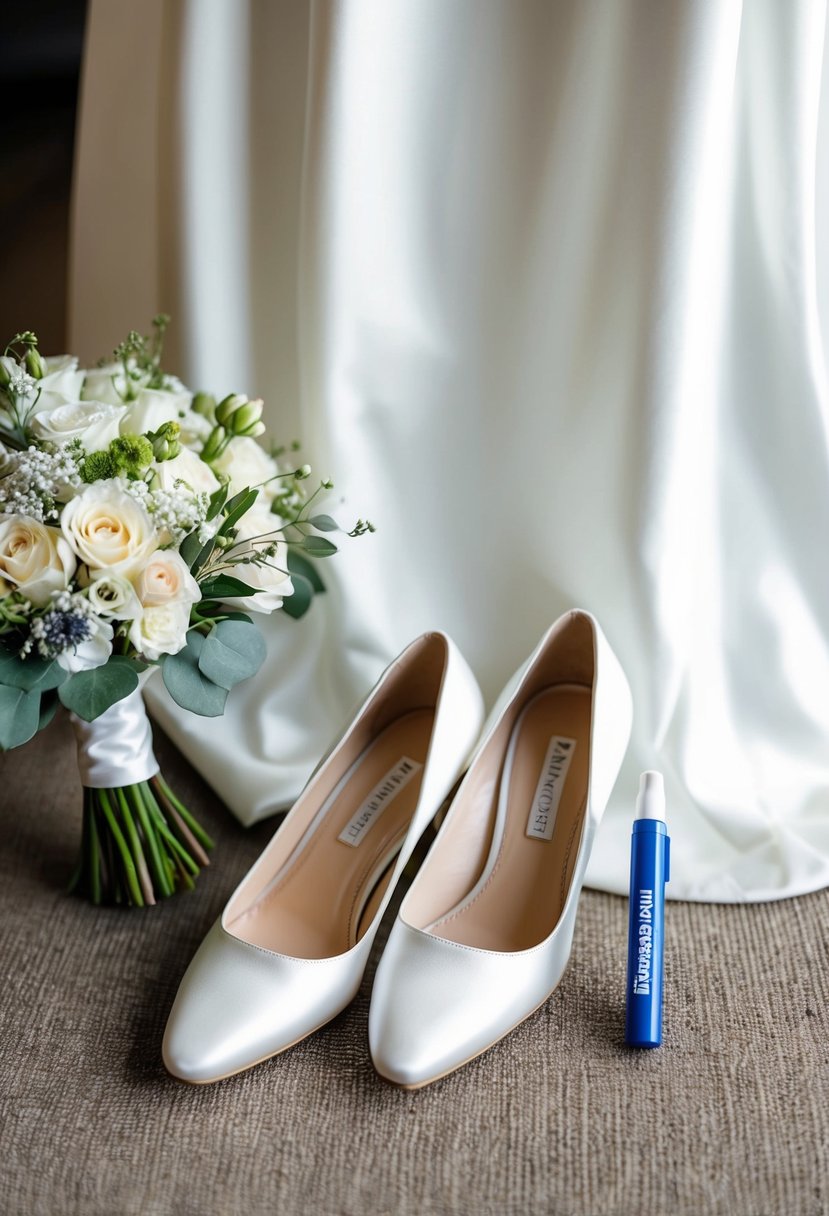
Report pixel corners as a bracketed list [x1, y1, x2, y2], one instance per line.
[428, 686, 591, 953]
[227, 710, 434, 958]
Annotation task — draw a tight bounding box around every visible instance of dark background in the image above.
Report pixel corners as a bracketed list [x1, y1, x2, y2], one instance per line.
[1, 1, 87, 352]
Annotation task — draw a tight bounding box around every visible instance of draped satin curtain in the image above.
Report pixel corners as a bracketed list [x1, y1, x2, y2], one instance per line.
[70, 0, 829, 901]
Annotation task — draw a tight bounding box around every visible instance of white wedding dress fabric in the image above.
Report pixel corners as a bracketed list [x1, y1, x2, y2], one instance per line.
[69, 0, 829, 902]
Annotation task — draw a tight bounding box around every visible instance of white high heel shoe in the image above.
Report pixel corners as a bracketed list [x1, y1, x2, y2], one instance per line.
[369, 610, 632, 1089]
[163, 632, 483, 1083]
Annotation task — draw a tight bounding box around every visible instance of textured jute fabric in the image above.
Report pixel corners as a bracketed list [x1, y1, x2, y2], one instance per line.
[1, 713, 827, 1216]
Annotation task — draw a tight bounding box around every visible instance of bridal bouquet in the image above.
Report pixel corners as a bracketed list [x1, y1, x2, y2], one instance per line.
[0, 319, 371, 907]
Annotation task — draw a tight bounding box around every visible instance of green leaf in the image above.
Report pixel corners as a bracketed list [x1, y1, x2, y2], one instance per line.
[206, 482, 229, 521]
[190, 536, 217, 576]
[280, 573, 313, 620]
[219, 488, 260, 535]
[308, 514, 339, 533]
[287, 549, 325, 593]
[161, 631, 228, 717]
[180, 530, 203, 569]
[302, 535, 338, 558]
[198, 574, 258, 600]
[38, 690, 59, 730]
[58, 658, 139, 722]
[0, 647, 67, 692]
[0, 685, 41, 749]
[197, 620, 266, 690]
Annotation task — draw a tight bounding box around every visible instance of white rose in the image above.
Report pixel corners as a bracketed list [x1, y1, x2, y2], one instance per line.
[220, 506, 293, 613]
[87, 572, 144, 620]
[40, 355, 85, 401]
[120, 387, 190, 436]
[57, 614, 114, 673]
[0, 515, 76, 605]
[154, 447, 220, 498]
[30, 400, 127, 450]
[0, 355, 79, 416]
[212, 437, 280, 503]
[134, 549, 201, 608]
[128, 601, 190, 661]
[60, 480, 158, 578]
[81, 363, 130, 406]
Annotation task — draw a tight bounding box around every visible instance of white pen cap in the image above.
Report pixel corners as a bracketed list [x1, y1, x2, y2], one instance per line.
[635, 770, 666, 821]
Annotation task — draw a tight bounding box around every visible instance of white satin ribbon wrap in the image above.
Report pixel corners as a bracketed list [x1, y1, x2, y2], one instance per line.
[70, 1, 829, 902]
[70, 687, 159, 789]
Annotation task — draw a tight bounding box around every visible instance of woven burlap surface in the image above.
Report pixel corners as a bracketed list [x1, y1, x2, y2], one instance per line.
[1, 712, 826, 1216]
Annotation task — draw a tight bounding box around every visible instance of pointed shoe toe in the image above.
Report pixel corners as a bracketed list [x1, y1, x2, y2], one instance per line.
[369, 610, 632, 1089]
[162, 632, 484, 1082]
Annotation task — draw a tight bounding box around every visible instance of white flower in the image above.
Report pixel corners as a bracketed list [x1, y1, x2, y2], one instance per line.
[212, 437, 280, 502]
[30, 400, 126, 450]
[0, 515, 76, 605]
[220, 506, 293, 613]
[120, 387, 190, 436]
[133, 549, 201, 608]
[39, 355, 85, 402]
[60, 479, 158, 578]
[87, 572, 143, 620]
[153, 447, 220, 498]
[56, 613, 114, 673]
[81, 363, 129, 406]
[177, 409, 214, 448]
[128, 601, 190, 661]
[0, 446, 82, 521]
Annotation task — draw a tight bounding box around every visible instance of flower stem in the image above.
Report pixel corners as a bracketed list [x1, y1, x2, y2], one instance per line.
[70, 774, 214, 907]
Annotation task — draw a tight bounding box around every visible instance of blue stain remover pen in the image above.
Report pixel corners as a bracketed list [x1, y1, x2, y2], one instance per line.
[625, 770, 670, 1048]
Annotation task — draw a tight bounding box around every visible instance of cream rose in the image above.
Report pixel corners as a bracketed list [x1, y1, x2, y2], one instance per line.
[134, 549, 201, 608]
[220, 506, 293, 613]
[153, 447, 220, 498]
[212, 437, 280, 503]
[120, 387, 190, 436]
[87, 572, 144, 620]
[61, 480, 158, 578]
[30, 400, 127, 450]
[0, 515, 76, 605]
[128, 601, 190, 661]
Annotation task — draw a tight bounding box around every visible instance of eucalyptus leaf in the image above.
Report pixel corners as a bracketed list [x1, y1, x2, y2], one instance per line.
[0, 685, 41, 750]
[197, 620, 266, 690]
[161, 631, 228, 717]
[38, 690, 60, 731]
[287, 549, 326, 593]
[0, 648, 67, 693]
[308, 514, 339, 533]
[58, 658, 139, 722]
[302, 535, 338, 558]
[280, 573, 313, 621]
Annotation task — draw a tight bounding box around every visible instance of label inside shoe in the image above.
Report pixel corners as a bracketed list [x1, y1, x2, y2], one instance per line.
[337, 756, 423, 847]
[526, 736, 577, 841]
